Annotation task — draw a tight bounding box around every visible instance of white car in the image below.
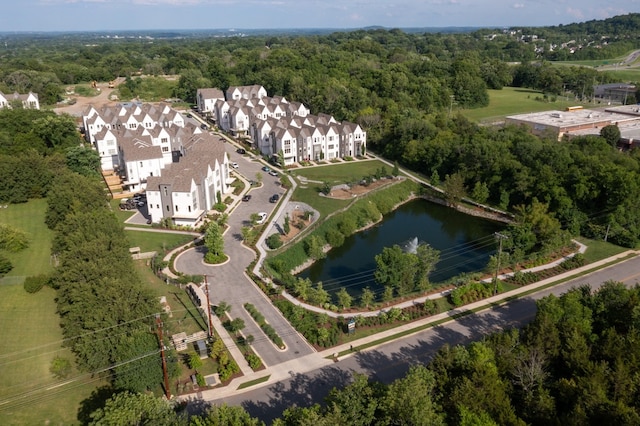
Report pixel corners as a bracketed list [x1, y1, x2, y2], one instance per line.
[231, 162, 239, 169]
[256, 212, 268, 225]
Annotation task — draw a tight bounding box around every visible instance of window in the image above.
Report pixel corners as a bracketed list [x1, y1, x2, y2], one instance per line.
[328, 144, 334, 150]
[175, 206, 178, 212]
[162, 147, 169, 152]
[139, 162, 143, 167]
[161, 138, 168, 144]
[163, 187, 168, 196]
[166, 205, 170, 211]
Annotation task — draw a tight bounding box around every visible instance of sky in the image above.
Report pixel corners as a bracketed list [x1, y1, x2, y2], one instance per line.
[1, 0, 639, 33]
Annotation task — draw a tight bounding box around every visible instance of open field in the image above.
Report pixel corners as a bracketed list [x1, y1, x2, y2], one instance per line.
[460, 86, 592, 123]
[0, 199, 54, 282]
[0, 199, 104, 425]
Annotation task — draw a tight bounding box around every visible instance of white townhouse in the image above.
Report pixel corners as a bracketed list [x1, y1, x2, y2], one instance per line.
[225, 85, 267, 101]
[196, 88, 224, 116]
[117, 135, 164, 193]
[0, 91, 40, 109]
[145, 132, 232, 227]
[82, 102, 187, 171]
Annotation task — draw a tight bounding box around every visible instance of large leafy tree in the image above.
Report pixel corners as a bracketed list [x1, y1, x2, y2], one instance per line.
[89, 391, 185, 426]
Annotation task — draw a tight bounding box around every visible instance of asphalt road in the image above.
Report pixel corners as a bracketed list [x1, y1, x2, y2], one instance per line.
[207, 255, 640, 423]
[173, 140, 315, 367]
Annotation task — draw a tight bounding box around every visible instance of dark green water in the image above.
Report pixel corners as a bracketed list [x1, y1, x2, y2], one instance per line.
[298, 198, 504, 297]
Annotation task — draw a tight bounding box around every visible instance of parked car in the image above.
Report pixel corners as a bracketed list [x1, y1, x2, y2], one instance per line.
[200, 123, 208, 130]
[269, 194, 280, 203]
[268, 170, 278, 177]
[236, 148, 246, 154]
[119, 198, 137, 210]
[256, 212, 268, 224]
[242, 194, 252, 202]
[261, 166, 271, 172]
[231, 162, 239, 169]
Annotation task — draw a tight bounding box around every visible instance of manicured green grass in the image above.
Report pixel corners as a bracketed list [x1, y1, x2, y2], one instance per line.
[604, 69, 640, 82]
[124, 230, 195, 254]
[577, 237, 629, 263]
[0, 199, 105, 424]
[133, 261, 207, 336]
[291, 185, 351, 218]
[0, 199, 54, 281]
[290, 159, 391, 182]
[238, 375, 270, 389]
[0, 284, 106, 425]
[460, 86, 592, 123]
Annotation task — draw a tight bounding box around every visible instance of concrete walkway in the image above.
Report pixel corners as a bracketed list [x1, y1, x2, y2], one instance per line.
[182, 248, 638, 402]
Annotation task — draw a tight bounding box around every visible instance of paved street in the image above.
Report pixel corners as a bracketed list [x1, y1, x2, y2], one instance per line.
[195, 254, 640, 423]
[173, 139, 315, 367]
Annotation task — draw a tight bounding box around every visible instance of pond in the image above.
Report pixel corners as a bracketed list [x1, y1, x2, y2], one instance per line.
[297, 198, 505, 298]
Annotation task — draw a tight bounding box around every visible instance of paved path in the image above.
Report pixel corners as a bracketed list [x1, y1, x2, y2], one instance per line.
[180, 250, 638, 411]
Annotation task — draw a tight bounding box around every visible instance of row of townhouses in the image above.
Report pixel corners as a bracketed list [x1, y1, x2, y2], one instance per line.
[82, 102, 232, 228]
[0, 91, 40, 109]
[197, 85, 367, 165]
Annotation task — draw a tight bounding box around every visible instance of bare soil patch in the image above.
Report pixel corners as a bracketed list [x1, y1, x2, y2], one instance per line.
[328, 179, 393, 200]
[280, 210, 313, 243]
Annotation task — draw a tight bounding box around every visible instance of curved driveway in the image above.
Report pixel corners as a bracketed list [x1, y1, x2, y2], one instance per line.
[174, 142, 315, 367]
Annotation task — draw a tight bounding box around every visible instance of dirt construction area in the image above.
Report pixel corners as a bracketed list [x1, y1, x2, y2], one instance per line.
[327, 178, 398, 200]
[53, 78, 124, 117]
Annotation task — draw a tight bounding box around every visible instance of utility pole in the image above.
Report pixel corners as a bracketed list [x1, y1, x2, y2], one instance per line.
[204, 275, 214, 340]
[604, 223, 611, 242]
[493, 232, 509, 295]
[155, 314, 171, 399]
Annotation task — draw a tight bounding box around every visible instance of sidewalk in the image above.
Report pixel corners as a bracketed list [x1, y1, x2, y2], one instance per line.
[181, 249, 638, 403]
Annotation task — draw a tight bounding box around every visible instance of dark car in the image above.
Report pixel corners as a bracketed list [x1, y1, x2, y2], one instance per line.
[200, 123, 208, 130]
[242, 194, 252, 202]
[236, 148, 246, 154]
[261, 166, 271, 172]
[269, 194, 280, 203]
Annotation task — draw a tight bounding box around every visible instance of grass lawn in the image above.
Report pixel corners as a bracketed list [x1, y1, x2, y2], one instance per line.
[0, 199, 54, 282]
[460, 86, 593, 123]
[124, 230, 195, 255]
[0, 284, 106, 425]
[290, 159, 391, 182]
[0, 199, 104, 424]
[133, 261, 207, 336]
[577, 237, 629, 264]
[291, 185, 351, 218]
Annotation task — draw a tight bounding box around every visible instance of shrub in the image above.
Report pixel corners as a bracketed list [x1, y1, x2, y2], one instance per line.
[266, 233, 283, 249]
[0, 255, 12, 277]
[23, 274, 49, 293]
[246, 353, 262, 370]
[50, 356, 72, 379]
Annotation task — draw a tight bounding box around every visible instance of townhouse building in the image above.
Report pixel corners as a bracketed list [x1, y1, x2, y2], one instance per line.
[146, 132, 231, 228]
[0, 91, 40, 109]
[82, 102, 232, 227]
[211, 84, 366, 164]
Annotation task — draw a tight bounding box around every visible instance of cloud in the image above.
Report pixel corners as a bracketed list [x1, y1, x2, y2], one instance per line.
[566, 7, 585, 21]
[512, 3, 524, 9]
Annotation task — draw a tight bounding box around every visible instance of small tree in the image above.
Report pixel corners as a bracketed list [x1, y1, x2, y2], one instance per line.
[336, 288, 353, 310]
[266, 233, 283, 249]
[360, 287, 375, 309]
[204, 221, 225, 263]
[50, 356, 72, 379]
[392, 161, 400, 177]
[188, 352, 203, 371]
[214, 301, 231, 317]
[255, 172, 263, 186]
[227, 318, 245, 336]
[283, 213, 290, 235]
[600, 124, 621, 148]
